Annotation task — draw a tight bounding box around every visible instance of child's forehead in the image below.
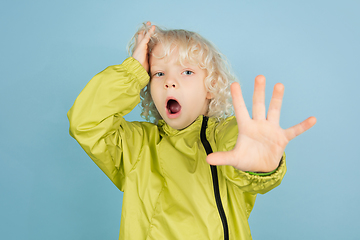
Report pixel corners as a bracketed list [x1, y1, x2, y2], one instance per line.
[150, 43, 171, 56]
[150, 43, 201, 67]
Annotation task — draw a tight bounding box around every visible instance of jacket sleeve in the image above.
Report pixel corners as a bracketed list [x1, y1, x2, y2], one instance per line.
[67, 57, 150, 191]
[215, 117, 287, 195]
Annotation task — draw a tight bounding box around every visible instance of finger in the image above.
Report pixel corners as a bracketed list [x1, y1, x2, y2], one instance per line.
[231, 82, 251, 122]
[136, 22, 155, 45]
[267, 83, 284, 123]
[206, 151, 234, 166]
[134, 25, 155, 57]
[147, 25, 156, 37]
[284, 116, 317, 141]
[139, 25, 155, 46]
[136, 30, 145, 45]
[252, 75, 266, 120]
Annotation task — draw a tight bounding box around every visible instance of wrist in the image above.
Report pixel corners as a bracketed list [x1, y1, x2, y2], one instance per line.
[245, 156, 284, 176]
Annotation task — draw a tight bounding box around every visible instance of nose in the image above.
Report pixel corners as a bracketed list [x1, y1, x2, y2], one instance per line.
[164, 76, 178, 89]
[164, 83, 177, 89]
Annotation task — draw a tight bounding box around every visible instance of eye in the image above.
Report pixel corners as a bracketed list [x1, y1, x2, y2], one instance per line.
[153, 72, 164, 77]
[183, 70, 194, 76]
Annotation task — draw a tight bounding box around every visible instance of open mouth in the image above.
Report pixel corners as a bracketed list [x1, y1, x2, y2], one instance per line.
[166, 99, 181, 114]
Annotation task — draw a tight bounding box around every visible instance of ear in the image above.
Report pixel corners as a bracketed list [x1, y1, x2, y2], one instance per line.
[206, 91, 213, 99]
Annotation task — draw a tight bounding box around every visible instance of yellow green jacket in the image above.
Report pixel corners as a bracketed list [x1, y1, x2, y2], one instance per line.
[67, 57, 287, 240]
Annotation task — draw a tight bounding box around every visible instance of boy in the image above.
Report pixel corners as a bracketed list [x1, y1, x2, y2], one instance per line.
[68, 22, 316, 239]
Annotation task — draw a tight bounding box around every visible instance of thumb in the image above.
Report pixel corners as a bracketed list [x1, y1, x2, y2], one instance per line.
[206, 151, 234, 166]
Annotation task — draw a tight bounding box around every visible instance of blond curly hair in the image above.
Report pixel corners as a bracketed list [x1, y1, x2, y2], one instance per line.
[128, 23, 236, 124]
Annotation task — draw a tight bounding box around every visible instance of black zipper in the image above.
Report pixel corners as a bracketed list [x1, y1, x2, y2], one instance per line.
[200, 116, 229, 240]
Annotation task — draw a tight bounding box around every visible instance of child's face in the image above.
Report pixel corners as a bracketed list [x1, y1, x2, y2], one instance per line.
[149, 44, 212, 130]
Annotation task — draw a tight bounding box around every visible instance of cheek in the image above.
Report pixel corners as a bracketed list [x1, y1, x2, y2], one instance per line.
[149, 80, 157, 95]
[193, 81, 208, 98]
[150, 82, 162, 106]
[186, 86, 208, 106]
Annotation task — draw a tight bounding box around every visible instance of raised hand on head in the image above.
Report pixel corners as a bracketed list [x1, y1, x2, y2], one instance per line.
[206, 75, 317, 173]
[132, 21, 156, 72]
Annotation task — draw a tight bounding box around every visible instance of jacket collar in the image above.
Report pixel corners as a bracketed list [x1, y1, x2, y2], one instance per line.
[158, 115, 215, 137]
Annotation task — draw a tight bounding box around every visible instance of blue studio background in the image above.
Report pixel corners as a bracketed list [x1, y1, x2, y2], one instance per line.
[1, 0, 359, 239]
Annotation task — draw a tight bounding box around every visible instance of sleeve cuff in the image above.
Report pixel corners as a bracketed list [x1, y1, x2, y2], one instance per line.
[121, 57, 150, 89]
[246, 154, 285, 176]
